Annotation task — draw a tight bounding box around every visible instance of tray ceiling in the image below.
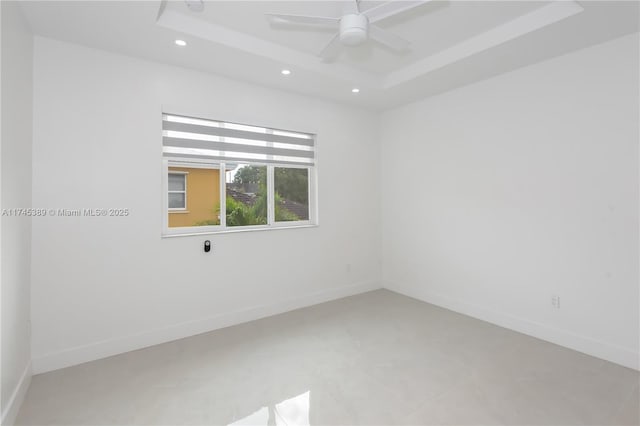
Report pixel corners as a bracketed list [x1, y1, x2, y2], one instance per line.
[20, 1, 640, 110]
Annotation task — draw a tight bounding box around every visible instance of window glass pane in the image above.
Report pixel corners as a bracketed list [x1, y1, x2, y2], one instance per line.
[274, 167, 309, 222]
[225, 164, 267, 227]
[168, 193, 185, 209]
[168, 166, 220, 228]
[168, 173, 186, 191]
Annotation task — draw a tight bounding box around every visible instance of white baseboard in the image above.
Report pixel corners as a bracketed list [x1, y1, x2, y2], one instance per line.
[1, 362, 32, 426]
[385, 282, 640, 371]
[32, 281, 381, 374]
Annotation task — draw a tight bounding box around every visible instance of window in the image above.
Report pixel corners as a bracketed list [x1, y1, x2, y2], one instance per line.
[167, 172, 186, 210]
[274, 167, 309, 222]
[167, 165, 221, 228]
[226, 164, 268, 227]
[162, 113, 316, 236]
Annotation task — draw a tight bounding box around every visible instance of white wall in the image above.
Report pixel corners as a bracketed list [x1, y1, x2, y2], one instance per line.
[30, 37, 381, 373]
[380, 33, 639, 369]
[1, 1, 34, 423]
[26, 23, 640, 376]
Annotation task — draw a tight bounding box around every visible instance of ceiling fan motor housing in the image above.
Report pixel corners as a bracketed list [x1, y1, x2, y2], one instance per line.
[340, 14, 369, 46]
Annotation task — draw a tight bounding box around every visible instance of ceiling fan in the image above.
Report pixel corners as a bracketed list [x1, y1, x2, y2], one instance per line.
[266, 1, 429, 61]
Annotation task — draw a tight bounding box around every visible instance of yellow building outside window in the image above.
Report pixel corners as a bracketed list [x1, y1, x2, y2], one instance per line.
[168, 166, 220, 228]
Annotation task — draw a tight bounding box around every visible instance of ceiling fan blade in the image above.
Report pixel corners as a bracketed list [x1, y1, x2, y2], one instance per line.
[266, 13, 339, 26]
[369, 25, 411, 51]
[362, 1, 429, 24]
[319, 34, 342, 61]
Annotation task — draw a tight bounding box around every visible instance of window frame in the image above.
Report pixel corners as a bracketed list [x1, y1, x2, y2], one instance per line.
[162, 158, 317, 237]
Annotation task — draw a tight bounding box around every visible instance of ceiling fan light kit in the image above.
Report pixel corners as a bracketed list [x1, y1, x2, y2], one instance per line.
[340, 14, 369, 46]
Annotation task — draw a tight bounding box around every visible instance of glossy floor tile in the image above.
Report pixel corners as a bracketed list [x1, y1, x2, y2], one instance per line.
[16, 290, 640, 425]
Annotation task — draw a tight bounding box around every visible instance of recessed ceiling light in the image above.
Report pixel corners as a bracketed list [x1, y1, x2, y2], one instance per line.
[281, 69, 291, 75]
[352, 88, 360, 93]
[175, 39, 187, 47]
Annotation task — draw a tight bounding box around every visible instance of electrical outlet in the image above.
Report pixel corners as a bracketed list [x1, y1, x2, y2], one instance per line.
[551, 295, 560, 309]
[346, 263, 352, 274]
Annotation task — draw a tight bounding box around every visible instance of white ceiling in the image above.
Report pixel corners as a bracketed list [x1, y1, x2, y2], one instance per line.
[20, 1, 640, 110]
[167, 1, 546, 75]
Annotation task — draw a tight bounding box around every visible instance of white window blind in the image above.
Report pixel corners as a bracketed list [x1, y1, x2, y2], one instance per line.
[162, 113, 315, 166]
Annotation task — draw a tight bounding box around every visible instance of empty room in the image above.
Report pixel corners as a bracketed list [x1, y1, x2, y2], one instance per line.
[1, 0, 639, 425]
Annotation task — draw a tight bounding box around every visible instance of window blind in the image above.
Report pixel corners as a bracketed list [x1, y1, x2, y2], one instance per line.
[162, 113, 315, 166]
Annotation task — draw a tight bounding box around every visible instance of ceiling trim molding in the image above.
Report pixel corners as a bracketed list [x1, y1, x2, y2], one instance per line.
[156, 8, 383, 88]
[156, 2, 585, 93]
[384, 1, 585, 89]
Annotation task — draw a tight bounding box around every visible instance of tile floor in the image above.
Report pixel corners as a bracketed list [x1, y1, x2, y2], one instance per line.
[16, 290, 640, 425]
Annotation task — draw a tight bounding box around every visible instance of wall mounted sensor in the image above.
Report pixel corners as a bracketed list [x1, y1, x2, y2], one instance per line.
[204, 240, 211, 253]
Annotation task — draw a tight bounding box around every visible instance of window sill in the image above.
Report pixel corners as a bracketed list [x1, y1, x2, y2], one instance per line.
[168, 210, 190, 214]
[162, 223, 318, 238]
